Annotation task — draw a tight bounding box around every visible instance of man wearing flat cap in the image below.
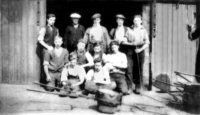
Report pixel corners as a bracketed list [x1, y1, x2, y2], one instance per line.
[110, 14, 135, 94]
[64, 13, 85, 53]
[83, 13, 111, 54]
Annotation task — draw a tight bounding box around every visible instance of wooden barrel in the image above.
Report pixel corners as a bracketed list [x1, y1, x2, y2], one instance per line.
[96, 89, 122, 114]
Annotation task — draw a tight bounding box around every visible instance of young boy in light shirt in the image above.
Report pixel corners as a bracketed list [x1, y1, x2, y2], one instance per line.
[84, 58, 117, 94]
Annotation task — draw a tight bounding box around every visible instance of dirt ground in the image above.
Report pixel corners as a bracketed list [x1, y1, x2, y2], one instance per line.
[0, 84, 199, 115]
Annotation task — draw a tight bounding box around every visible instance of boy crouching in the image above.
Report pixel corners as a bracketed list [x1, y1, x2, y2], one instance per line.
[60, 52, 86, 96]
[43, 36, 69, 91]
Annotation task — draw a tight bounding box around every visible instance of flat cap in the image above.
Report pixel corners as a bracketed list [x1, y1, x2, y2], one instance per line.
[70, 13, 81, 18]
[116, 14, 125, 19]
[91, 13, 101, 19]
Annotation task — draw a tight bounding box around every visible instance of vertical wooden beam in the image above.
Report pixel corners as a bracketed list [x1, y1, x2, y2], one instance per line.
[149, 0, 156, 90]
[14, 0, 22, 84]
[142, 3, 151, 90]
[27, 0, 38, 84]
[1, 0, 9, 83]
[21, 0, 29, 84]
[39, 0, 46, 27]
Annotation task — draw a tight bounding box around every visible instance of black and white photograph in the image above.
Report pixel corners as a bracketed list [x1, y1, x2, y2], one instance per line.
[0, 0, 200, 114]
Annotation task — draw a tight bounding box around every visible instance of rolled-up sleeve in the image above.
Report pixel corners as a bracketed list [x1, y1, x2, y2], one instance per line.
[78, 66, 86, 83]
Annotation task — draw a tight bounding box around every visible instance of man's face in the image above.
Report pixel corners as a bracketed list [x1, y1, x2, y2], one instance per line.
[94, 18, 101, 24]
[47, 17, 56, 26]
[94, 62, 102, 72]
[94, 45, 101, 53]
[54, 38, 62, 47]
[134, 17, 142, 26]
[70, 58, 77, 66]
[77, 42, 85, 51]
[72, 18, 79, 25]
[116, 18, 124, 26]
[111, 45, 119, 53]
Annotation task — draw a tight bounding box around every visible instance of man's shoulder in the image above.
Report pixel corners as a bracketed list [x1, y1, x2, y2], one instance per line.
[76, 65, 85, 71]
[79, 24, 85, 29]
[62, 48, 69, 54]
[118, 51, 126, 56]
[101, 26, 108, 30]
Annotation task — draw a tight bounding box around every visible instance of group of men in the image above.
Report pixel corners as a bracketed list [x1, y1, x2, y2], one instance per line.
[37, 12, 149, 97]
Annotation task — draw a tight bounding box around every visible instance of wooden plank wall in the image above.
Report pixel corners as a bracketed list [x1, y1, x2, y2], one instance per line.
[142, 4, 151, 87]
[0, 0, 44, 84]
[152, 3, 197, 84]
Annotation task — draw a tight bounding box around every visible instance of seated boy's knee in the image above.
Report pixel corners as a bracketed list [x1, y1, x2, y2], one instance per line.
[45, 81, 55, 92]
[110, 81, 117, 90]
[84, 81, 98, 94]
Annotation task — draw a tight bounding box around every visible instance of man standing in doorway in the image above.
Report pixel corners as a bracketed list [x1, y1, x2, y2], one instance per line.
[83, 13, 110, 53]
[63, 13, 85, 53]
[38, 14, 59, 52]
[110, 14, 134, 94]
[130, 15, 150, 94]
[37, 13, 59, 83]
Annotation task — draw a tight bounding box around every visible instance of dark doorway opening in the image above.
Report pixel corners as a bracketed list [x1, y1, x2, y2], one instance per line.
[47, 0, 144, 37]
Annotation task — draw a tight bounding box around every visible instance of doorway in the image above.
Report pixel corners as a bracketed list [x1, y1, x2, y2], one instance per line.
[47, 0, 144, 37]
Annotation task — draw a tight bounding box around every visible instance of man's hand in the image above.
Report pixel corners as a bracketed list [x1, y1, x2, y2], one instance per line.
[135, 48, 142, 53]
[46, 74, 51, 82]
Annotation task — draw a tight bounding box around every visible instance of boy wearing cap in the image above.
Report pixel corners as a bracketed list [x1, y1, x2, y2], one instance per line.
[64, 13, 85, 53]
[72, 39, 94, 69]
[105, 41, 128, 95]
[60, 52, 86, 95]
[110, 14, 135, 94]
[83, 13, 111, 54]
[43, 36, 69, 91]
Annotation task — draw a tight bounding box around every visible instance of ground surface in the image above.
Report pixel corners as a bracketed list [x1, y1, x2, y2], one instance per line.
[0, 84, 199, 115]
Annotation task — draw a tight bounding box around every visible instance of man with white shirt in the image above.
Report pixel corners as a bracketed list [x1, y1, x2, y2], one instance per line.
[83, 13, 110, 53]
[63, 13, 85, 53]
[106, 41, 128, 95]
[110, 14, 134, 94]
